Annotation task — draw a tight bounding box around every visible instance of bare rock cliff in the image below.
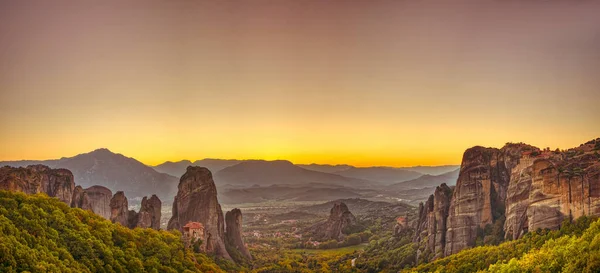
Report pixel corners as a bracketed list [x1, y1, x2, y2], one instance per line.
[136, 195, 161, 229]
[84, 185, 113, 220]
[413, 183, 453, 262]
[0, 165, 75, 205]
[225, 208, 252, 260]
[110, 191, 129, 226]
[167, 166, 231, 260]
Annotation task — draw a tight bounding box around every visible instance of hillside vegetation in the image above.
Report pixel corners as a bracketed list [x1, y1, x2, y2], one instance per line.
[401, 216, 600, 273]
[0, 191, 224, 273]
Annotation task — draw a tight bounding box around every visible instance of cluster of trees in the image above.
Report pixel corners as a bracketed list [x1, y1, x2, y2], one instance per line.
[403, 216, 599, 273]
[303, 230, 372, 250]
[0, 191, 225, 273]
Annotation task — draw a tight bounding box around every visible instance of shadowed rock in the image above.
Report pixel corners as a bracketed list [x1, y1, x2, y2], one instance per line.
[110, 191, 129, 226]
[0, 165, 75, 204]
[83, 185, 113, 219]
[225, 208, 252, 260]
[136, 195, 161, 229]
[168, 166, 231, 260]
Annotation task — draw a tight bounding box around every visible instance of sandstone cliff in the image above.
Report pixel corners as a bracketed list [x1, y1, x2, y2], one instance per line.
[0, 165, 75, 205]
[411, 138, 600, 260]
[225, 208, 252, 260]
[84, 185, 113, 219]
[136, 195, 161, 229]
[168, 166, 231, 260]
[71, 185, 92, 211]
[110, 191, 129, 226]
[413, 183, 453, 262]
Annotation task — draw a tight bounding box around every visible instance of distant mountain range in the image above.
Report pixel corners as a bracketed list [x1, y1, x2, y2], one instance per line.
[214, 160, 374, 188]
[297, 163, 459, 176]
[1, 149, 459, 203]
[386, 168, 460, 191]
[153, 159, 241, 177]
[0, 149, 178, 200]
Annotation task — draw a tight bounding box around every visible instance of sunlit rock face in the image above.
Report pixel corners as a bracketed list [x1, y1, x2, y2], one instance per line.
[225, 208, 252, 260]
[168, 166, 231, 260]
[0, 165, 75, 205]
[441, 139, 600, 258]
[110, 191, 129, 226]
[84, 185, 113, 220]
[413, 183, 453, 262]
[136, 195, 161, 230]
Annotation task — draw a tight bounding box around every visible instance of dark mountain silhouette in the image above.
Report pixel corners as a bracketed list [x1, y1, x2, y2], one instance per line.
[0, 149, 178, 199]
[396, 165, 460, 175]
[332, 166, 422, 185]
[296, 163, 353, 173]
[153, 159, 241, 177]
[387, 168, 459, 191]
[300, 164, 459, 176]
[214, 160, 376, 188]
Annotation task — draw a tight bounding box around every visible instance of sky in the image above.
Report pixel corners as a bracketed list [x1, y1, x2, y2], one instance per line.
[1, 1, 600, 167]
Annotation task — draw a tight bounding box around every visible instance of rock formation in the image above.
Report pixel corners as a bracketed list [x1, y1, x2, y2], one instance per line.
[71, 185, 92, 211]
[0, 165, 165, 230]
[110, 191, 129, 226]
[168, 166, 231, 260]
[84, 185, 113, 219]
[413, 183, 453, 262]
[136, 195, 161, 229]
[0, 165, 75, 204]
[309, 202, 358, 241]
[411, 138, 600, 260]
[225, 208, 252, 260]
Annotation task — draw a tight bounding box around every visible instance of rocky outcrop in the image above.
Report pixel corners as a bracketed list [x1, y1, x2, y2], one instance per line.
[0, 165, 165, 230]
[309, 202, 358, 241]
[110, 191, 129, 226]
[136, 195, 161, 229]
[225, 208, 252, 260]
[167, 166, 231, 260]
[410, 139, 600, 260]
[84, 185, 113, 219]
[444, 144, 532, 256]
[413, 183, 453, 262]
[0, 165, 75, 205]
[71, 185, 92, 211]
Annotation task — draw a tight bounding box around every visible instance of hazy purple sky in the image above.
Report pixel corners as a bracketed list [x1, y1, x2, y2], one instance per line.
[1, 1, 599, 166]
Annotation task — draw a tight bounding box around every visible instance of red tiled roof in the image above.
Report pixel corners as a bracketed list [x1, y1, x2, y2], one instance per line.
[184, 222, 204, 229]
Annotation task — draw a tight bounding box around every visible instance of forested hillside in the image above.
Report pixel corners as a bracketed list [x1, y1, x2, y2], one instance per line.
[355, 216, 600, 273]
[0, 191, 224, 273]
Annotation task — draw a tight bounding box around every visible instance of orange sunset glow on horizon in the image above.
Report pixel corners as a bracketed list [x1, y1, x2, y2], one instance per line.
[1, 1, 600, 167]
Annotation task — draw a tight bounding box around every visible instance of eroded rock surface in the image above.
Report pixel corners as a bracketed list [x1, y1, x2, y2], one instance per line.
[167, 166, 231, 259]
[0, 165, 75, 204]
[225, 208, 252, 260]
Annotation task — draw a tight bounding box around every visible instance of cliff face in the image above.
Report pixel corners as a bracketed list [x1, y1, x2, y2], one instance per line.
[413, 183, 453, 262]
[84, 186, 113, 219]
[71, 185, 92, 211]
[136, 195, 161, 229]
[0, 165, 164, 231]
[225, 208, 252, 260]
[110, 191, 129, 227]
[0, 165, 75, 205]
[168, 166, 231, 260]
[413, 138, 600, 260]
[444, 144, 531, 256]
